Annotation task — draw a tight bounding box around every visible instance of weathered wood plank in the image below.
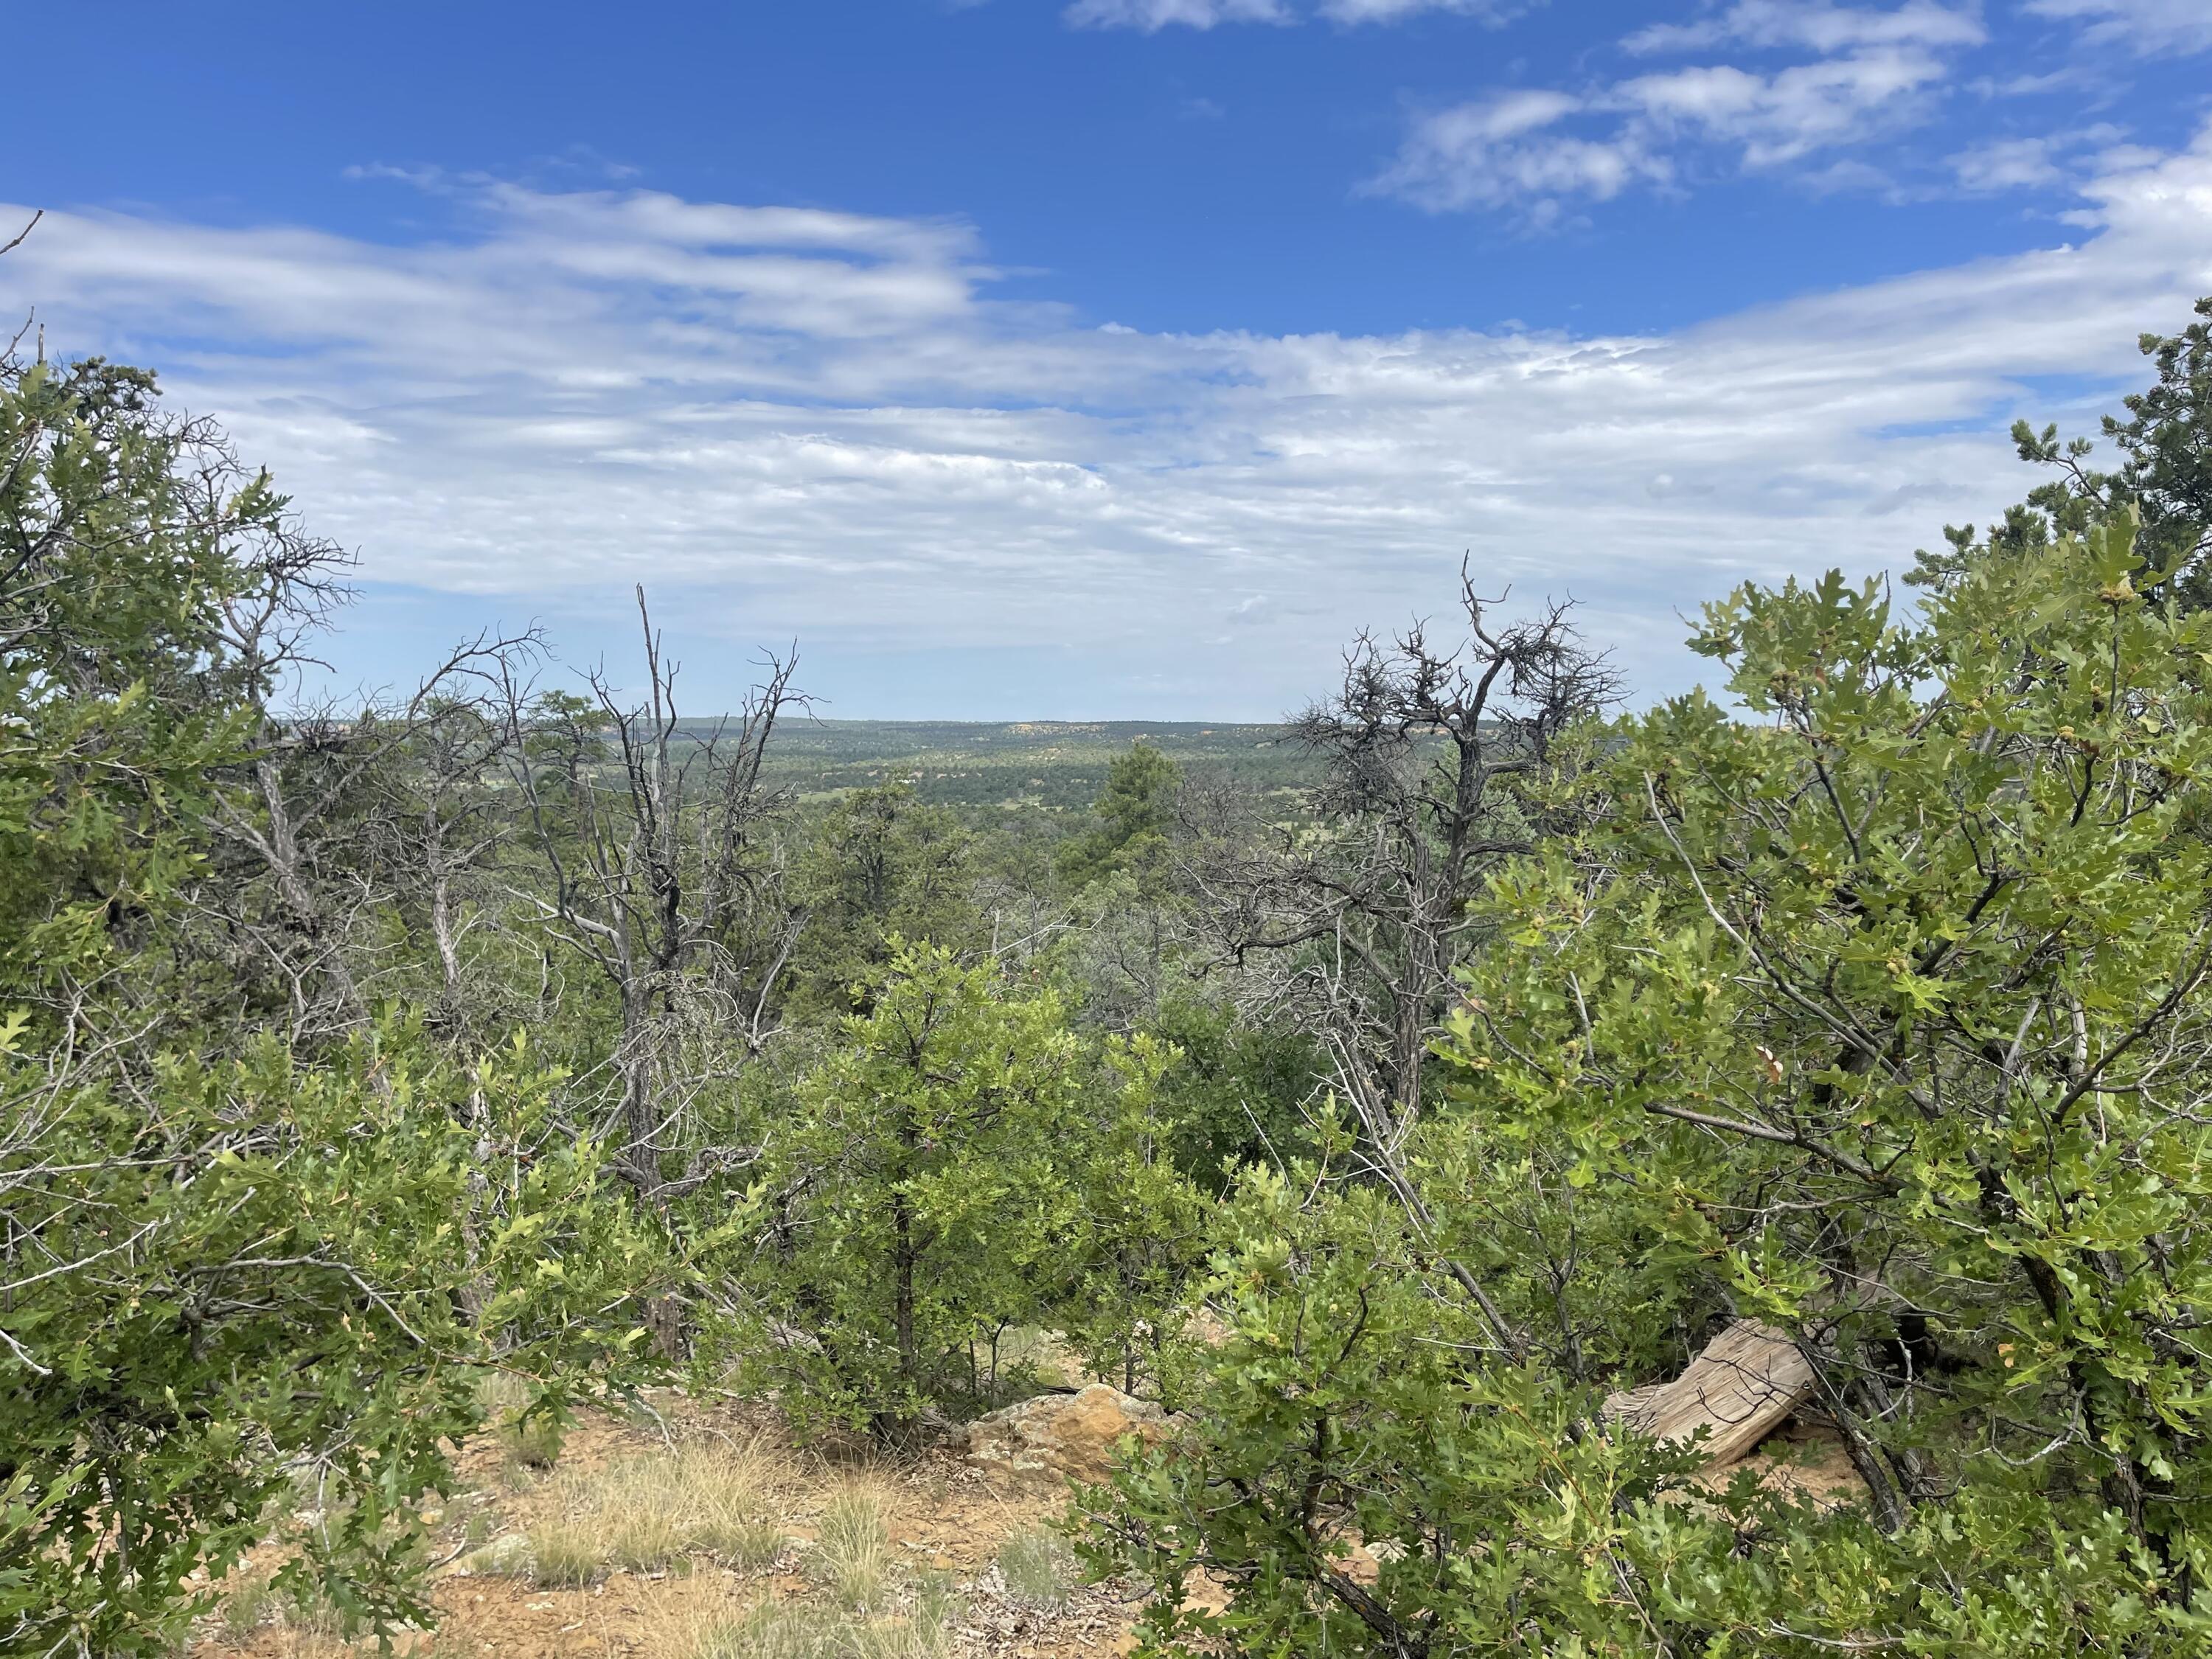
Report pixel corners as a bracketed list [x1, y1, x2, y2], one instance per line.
[1604, 1319, 1816, 1467]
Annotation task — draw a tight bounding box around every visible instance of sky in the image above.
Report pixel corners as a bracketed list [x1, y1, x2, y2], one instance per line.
[4, 0, 2211, 720]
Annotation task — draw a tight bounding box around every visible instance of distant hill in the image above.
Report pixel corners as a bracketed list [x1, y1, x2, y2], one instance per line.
[720, 718, 1319, 813]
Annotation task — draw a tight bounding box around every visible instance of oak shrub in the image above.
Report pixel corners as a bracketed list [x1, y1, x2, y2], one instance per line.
[1084, 518, 2212, 1656]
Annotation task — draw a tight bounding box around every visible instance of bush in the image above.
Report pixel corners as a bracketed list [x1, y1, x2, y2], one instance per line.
[1082, 520, 2212, 1658]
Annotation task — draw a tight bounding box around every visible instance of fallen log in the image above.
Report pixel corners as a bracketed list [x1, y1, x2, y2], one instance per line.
[1604, 1319, 1816, 1467]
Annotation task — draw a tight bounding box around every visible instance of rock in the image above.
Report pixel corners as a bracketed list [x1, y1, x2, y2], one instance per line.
[1181, 1307, 1232, 1349]
[967, 1384, 1182, 1485]
[459, 1532, 532, 1576]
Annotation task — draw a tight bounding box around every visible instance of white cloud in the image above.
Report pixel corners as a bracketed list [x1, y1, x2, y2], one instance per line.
[1625, 1, 1986, 55]
[1065, 0, 1528, 25]
[1947, 124, 2126, 191]
[1371, 91, 1668, 215]
[1064, 0, 1288, 29]
[2026, 0, 2212, 54]
[5, 132, 2212, 714]
[1949, 133, 2064, 189]
[1317, 0, 1530, 21]
[1371, 3, 2017, 221]
[1374, 41, 1955, 216]
[1627, 47, 1950, 163]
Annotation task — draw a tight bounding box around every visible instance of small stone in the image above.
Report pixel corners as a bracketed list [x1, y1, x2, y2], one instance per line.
[466, 1533, 532, 1575]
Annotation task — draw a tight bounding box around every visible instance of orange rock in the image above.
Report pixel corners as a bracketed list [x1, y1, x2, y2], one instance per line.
[967, 1385, 1183, 1486]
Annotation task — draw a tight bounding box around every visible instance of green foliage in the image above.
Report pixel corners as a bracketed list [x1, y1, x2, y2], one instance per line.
[1916, 295, 2212, 605]
[2, 1012, 667, 1655]
[0, 357, 261, 1007]
[1080, 1161, 1717, 1658]
[738, 943, 1206, 1436]
[789, 785, 979, 1017]
[2108, 296, 2212, 584]
[1058, 741, 1181, 890]
[1475, 520, 2212, 1551]
[1145, 988, 1326, 1184]
[0, 350, 665, 1656]
[1084, 518, 2212, 1655]
[740, 945, 1091, 1439]
[1051, 1034, 1208, 1398]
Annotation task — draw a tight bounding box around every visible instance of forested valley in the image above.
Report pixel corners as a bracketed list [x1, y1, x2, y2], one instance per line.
[9, 293, 2212, 1659]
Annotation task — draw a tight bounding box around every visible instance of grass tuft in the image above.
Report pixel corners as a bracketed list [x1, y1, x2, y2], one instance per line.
[811, 1481, 892, 1610]
[526, 1514, 611, 1588]
[675, 1593, 959, 1659]
[480, 1371, 566, 1474]
[219, 1567, 277, 1639]
[472, 1433, 786, 1588]
[995, 1523, 1078, 1606]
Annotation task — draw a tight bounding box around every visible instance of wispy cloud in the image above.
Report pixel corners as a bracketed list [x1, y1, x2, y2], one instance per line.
[1315, 0, 1534, 21]
[6, 131, 2211, 714]
[1947, 123, 2126, 191]
[1625, 47, 1952, 164]
[1370, 91, 1668, 218]
[1374, 36, 1961, 219]
[1065, 0, 1528, 27]
[1371, 0, 2212, 224]
[2025, 0, 2212, 55]
[1624, 1, 1986, 56]
[1064, 0, 1289, 30]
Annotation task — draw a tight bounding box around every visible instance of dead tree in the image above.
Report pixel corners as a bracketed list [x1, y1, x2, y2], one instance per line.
[503, 587, 804, 1203]
[201, 598, 538, 1043]
[321, 678, 545, 1042]
[1187, 568, 1615, 1158]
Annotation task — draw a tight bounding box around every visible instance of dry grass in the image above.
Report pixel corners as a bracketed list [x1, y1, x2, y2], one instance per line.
[810, 1481, 894, 1610]
[479, 1371, 565, 1476]
[731, 1481, 961, 1659]
[211, 1568, 380, 1659]
[651, 1587, 959, 1659]
[198, 1395, 1105, 1659]
[218, 1566, 279, 1641]
[995, 1523, 1078, 1606]
[470, 1433, 785, 1589]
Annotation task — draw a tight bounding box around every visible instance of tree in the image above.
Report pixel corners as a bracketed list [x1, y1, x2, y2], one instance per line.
[1478, 519, 2212, 1555]
[1918, 293, 2211, 604]
[1082, 1161, 1704, 1659]
[1059, 741, 1181, 891]
[1185, 576, 1613, 1162]
[740, 944, 1085, 1443]
[503, 593, 804, 1206]
[3, 1026, 663, 1656]
[787, 782, 978, 1017]
[1052, 1032, 1207, 1398]
[0, 338, 660, 1655]
[2107, 296, 2212, 584]
[198, 636, 537, 1045]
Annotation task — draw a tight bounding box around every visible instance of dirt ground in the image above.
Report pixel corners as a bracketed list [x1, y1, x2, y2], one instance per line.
[188, 1390, 1143, 1659]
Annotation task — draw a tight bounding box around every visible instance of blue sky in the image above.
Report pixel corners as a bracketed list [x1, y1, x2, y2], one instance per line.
[5, 0, 2211, 717]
